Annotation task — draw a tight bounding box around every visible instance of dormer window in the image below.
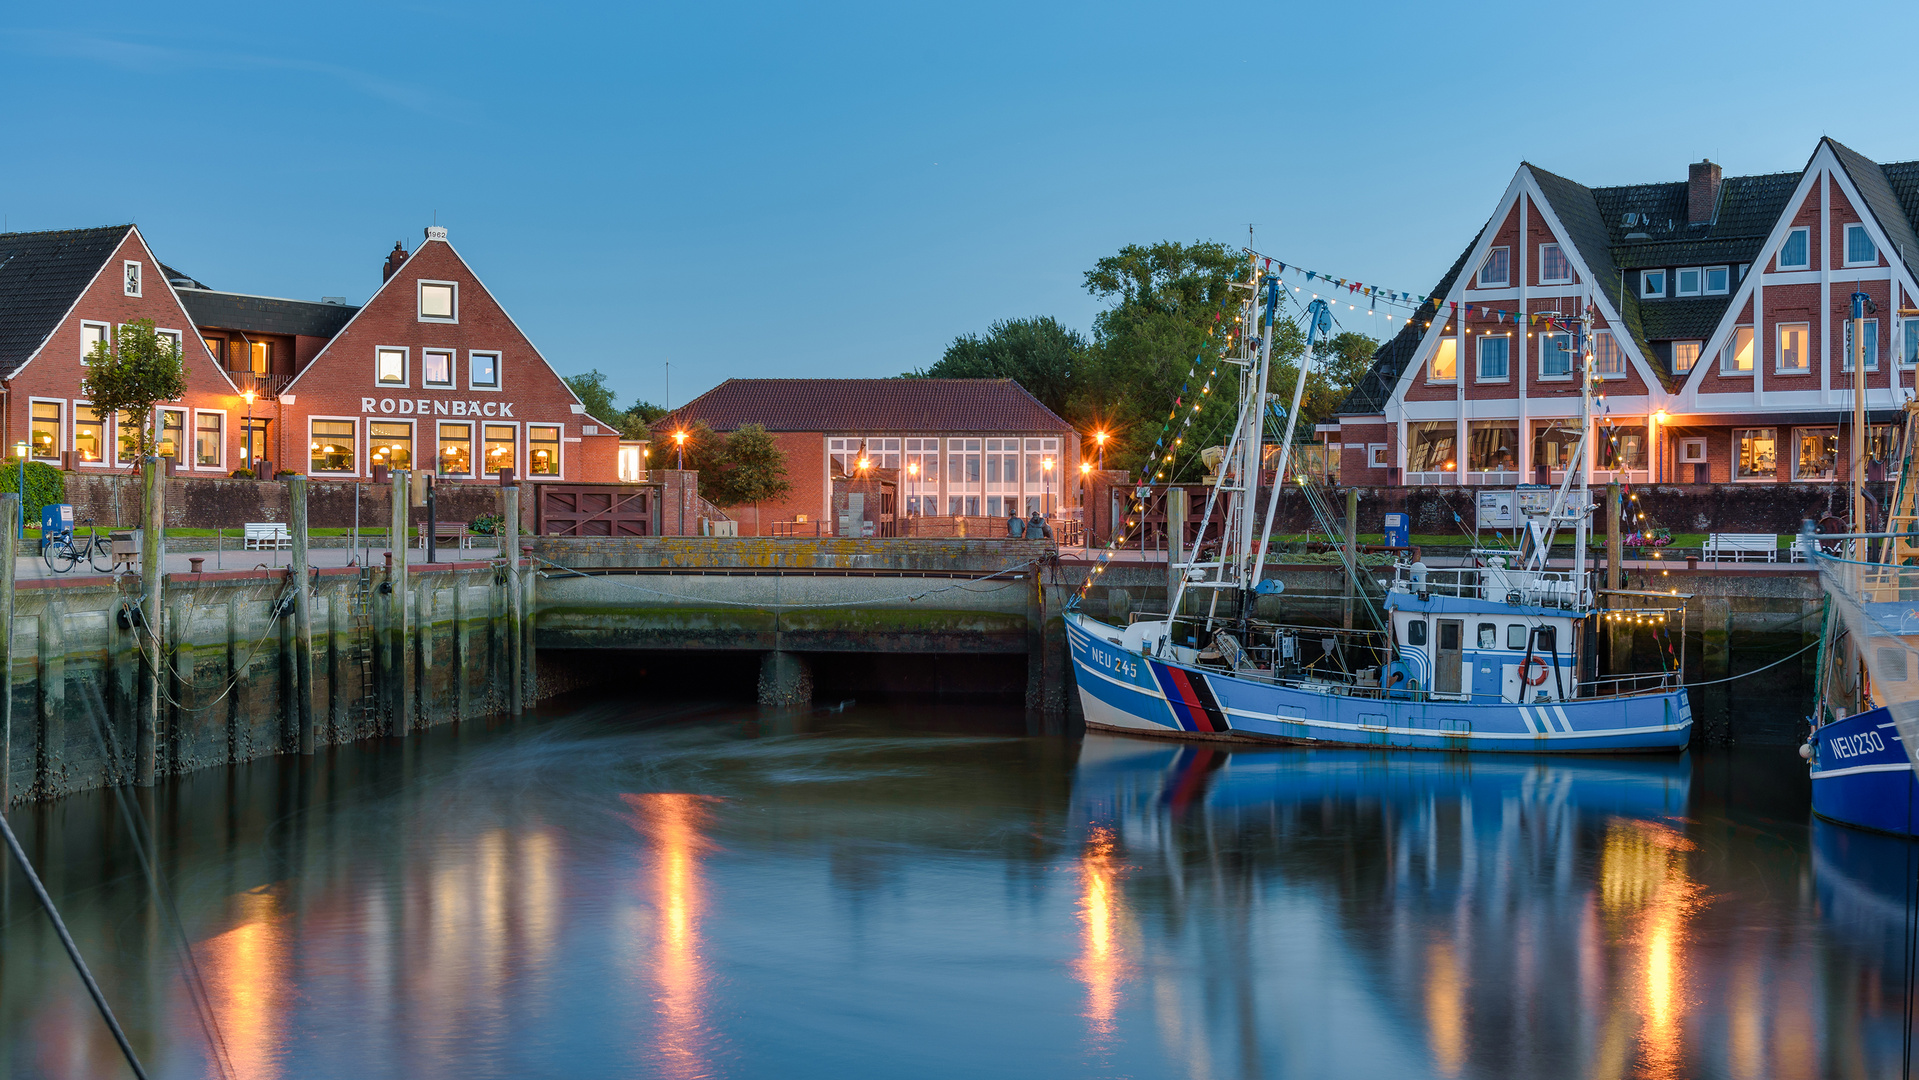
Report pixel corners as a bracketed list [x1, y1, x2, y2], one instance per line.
[1641, 270, 1667, 298]
[1704, 266, 1729, 295]
[1539, 243, 1572, 284]
[1676, 268, 1702, 297]
[1478, 247, 1510, 288]
[123, 261, 141, 297]
[418, 280, 457, 323]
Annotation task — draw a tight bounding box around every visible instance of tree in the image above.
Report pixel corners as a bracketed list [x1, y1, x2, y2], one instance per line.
[912, 316, 1087, 420]
[1266, 329, 1380, 433]
[648, 417, 720, 474]
[81, 319, 187, 460]
[707, 424, 792, 509]
[565, 369, 619, 423]
[623, 401, 669, 439]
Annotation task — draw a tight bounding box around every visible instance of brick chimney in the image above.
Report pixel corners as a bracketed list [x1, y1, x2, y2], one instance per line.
[382, 241, 408, 282]
[1688, 159, 1723, 225]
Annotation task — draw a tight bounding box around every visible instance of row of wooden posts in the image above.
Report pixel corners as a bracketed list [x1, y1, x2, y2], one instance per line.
[0, 458, 534, 806]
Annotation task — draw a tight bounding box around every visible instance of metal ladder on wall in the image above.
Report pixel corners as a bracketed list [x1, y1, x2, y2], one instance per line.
[346, 566, 379, 734]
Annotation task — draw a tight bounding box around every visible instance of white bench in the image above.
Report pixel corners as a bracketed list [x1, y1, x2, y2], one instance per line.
[1703, 533, 1779, 562]
[243, 522, 291, 550]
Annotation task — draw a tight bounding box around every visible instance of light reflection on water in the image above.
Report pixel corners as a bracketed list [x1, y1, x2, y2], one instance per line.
[0, 698, 1905, 1078]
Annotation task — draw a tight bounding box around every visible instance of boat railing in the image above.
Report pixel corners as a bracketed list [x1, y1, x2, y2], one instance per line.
[1392, 563, 1587, 610]
[1581, 670, 1681, 697]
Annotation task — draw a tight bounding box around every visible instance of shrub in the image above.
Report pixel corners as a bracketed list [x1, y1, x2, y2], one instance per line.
[275, 470, 299, 480]
[230, 468, 256, 480]
[469, 512, 502, 536]
[0, 461, 66, 522]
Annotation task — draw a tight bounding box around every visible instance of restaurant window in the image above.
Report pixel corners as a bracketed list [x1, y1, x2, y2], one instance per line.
[157, 408, 185, 463]
[310, 419, 356, 474]
[419, 281, 457, 322]
[529, 425, 561, 475]
[422, 349, 455, 388]
[1467, 420, 1518, 472]
[947, 438, 981, 489]
[470, 351, 500, 389]
[1025, 438, 1060, 511]
[1722, 326, 1755, 373]
[985, 438, 1018, 492]
[1598, 425, 1646, 471]
[438, 422, 472, 476]
[1671, 341, 1701, 374]
[30, 401, 60, 460]
[828, 437, 860, 476]
[195, 412, 223, 468]
[1794, 427, 1837, 480]
[1534, 422, 1581, 471]
[483, 424, 516, 476]
[1777, 323, 1809, 372]
[74, 404, 105, 464]
[1407, 421, 1456, 473]
[1735, 428, 1777, 480]
[1428, 338, 1456, 381]
[369, 421, 413, 471]
[116, 410, 144, 465]
[867, 438, 901, 471]
[1592, 331, 1625, 376]
[1540, 332, 1573, 377]
[1869, 424, 1904, 476]
[904, 438, 939, 501]
[376, 347, 407, 386]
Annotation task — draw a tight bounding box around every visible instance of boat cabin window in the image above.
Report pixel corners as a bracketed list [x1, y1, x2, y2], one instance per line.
[1507, 624, 1528, 649]
[1534, 626, 1557, 652]
[1406, 620, 1427, 646]
[1477, 623, 1497, 649]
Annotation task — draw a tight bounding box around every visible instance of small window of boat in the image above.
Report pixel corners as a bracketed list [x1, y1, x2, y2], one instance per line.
[1534, 626, 1557, 652]
[1507, 624, 1528, 650]
[1407, 620, 1427, 646]
[1877, 646, 1909, 680]
[1477, 623, 1497, 649]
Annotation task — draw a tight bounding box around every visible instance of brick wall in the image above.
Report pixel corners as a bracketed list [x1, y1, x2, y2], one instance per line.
[58, 471, 515, 530]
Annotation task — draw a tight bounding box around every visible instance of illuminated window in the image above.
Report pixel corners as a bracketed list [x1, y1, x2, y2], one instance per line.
[1429, 338, 1457, 381]
[157, 408, 185, 462]
[1407, 421, 1455, 473]
[195, 412, 223, 468]
[1734, 428, 1776, 480]
[249, 340, 270, 375]
[310, 419, 356, 474]
[1722, 326, 1754, 373]
[422, 349, 454, 388]
[438, 422, 472, 476]
[529, 424, 561, 476]
[369, 421, 413, 470]
[377, 347, 407, 385]
[1794, 427, 1837, 480]
[1777, 323, 1809, 372]
[116, 410, 143, 465]
[483, 423, 516, 476]
[74, 404, 105, 463]
[1671, 341, 1701, 374]
[419, 281, 457, 322]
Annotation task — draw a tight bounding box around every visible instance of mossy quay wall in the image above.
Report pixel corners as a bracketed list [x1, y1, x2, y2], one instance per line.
[6, 561, 529, 803]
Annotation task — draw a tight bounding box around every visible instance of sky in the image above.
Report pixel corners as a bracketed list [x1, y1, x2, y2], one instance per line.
[5, 1, 1918, 413]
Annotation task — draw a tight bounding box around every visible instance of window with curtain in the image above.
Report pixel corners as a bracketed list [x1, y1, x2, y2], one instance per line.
[529, 425, 561, 475]
[369, 421, 413, 470]
[1477, 336, 1509, 380]
[483, 424, 516, 476]
[311, 420, 356, 473]
[1778, 227, 1810, 270]
[1592, 331, 1625, 376]
[438, 422, 472, 475]
[1540, 332, 1572, 377]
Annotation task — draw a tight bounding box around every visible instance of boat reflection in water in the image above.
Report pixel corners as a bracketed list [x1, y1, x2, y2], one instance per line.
[1813, 819, 1919, 1073]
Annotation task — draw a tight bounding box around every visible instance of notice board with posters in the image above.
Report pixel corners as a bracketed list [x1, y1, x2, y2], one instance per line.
[1475, 489, 1517, 530]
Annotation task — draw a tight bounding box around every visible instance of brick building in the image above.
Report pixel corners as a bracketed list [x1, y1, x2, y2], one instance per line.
[663, 378, 1079, 536]
[0, 223, 619, 488]
[1338, 137, 1919, 488]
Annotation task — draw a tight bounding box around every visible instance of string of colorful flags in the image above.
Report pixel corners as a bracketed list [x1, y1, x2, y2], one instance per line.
[1245, 248, 1584, 333]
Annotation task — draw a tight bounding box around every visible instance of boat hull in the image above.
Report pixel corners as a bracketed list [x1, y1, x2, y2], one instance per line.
[1810, 706, 1918, 836]
[1068, 612, 1692, 754]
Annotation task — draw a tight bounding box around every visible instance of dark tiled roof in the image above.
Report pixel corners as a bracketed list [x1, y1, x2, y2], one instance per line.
[667, 378, 1074, 434]
[179, 289, 361, 339]
[1336, 238, 1477, 415]
[1828, 138, 1919, 284]
[161, 263, 209, 290]
[0, 225, 131, 379]
[1638, 298, 1728, 343]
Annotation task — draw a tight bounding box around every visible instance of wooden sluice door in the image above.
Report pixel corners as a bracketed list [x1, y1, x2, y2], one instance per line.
[534, 484, 658, 536]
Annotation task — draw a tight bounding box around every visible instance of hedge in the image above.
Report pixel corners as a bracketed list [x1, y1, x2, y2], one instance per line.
[0, 462, 65, 523]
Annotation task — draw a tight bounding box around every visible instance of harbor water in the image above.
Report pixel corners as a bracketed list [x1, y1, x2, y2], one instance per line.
[0, 686, 1906, 1079]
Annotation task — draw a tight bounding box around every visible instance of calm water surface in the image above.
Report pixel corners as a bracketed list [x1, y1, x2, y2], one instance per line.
[0, 693, 1906, 1079]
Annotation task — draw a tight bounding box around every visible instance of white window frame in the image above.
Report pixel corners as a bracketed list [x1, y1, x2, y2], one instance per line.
[1538, 243, 1572, 285]
[79, 321, 110, 359]
[1368, 444, 1389, 468]
[1427, 338, 1458, 383]
[1538, 331, 1573, 380]
[308, 416, 361, 477]
[436, 420, 475, 477]
[1671, 340, 1702, 375]
[1703, 266, 1730, 295]
[1475, 335, 1510, 383]
[1778, 226, 1811, 271]
[528, 423, 564, 479]
[192, 409, 227, 471]
[375, 346, 409, 388]
[1678, 438, 1707, 465]
[468, 350, 502, 391]
[417, 279, 459, 324]
[1845, 223, 1878, 268]
[367, 418, 417, 473]
[123, 260, 141, 297]
[1903, 319, 1919, 369]
[1722, 325, 1755, 375]
[1675, 267, 1703, 297]
[480, 420, 520, 478]
[72, 400, 108, 467]
[1733, 427, 1779, 482]
[1640, 270, 1667, 298]
[1477, 247, 1511, 288]
[1842, 318, 1881, 372]
[1592, 330, 1626, 378]
[156, 406, 187, 465]
[420, 348, 456, 389]
[27, 398, 65, 463]
[1776, 321, 1811, 374]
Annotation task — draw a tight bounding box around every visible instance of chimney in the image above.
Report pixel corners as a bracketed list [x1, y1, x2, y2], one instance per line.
[382, 241, 408, 282]
[1688, 159, 1722, 225]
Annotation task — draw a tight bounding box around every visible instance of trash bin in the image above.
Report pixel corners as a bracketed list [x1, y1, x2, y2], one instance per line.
[39, 503, 73, 549]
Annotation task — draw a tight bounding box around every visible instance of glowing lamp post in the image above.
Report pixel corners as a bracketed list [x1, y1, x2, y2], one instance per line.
[242, 388, 257, 472]
[674, 430, 687, 470]
[1042, 456, 1054, 515]
[1093, 430, 1107, 471]
[907, 461, 919, 518]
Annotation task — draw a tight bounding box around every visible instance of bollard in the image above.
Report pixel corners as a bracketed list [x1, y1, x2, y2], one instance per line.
[188, 557, 203, 574]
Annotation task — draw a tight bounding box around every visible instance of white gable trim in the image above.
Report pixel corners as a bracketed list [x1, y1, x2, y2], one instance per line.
[11, 226, 131, 379]
[282, 241, 429, 394]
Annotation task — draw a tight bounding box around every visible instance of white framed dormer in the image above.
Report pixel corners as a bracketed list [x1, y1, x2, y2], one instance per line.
[122, 260, 141, 297]
[1477, 247, 1511, 288]
[1703, 266, 1730, 295]
[468, 350, 502, 391]
[1777, 226, 1812, 271]
[375, 346, 409, 389]
[418, 279, 458, 324]
[1538, 243, 1572, 284]
[1641, 270, 1667, 298]
[1675, 268, 1703, 297]
[1844, 223, 1879, 268]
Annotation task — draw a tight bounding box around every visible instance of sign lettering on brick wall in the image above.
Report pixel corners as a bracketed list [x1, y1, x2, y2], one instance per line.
[362, 397, 516, 418]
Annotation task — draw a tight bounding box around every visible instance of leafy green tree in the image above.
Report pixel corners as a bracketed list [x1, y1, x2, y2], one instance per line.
[913, 316, 1087, 420]
[623, 401, 669, 439]
[707, 424, 792, 509]
[648, 417, 720, 474]
[1266, 329, 1380, 433]
[564, 369, 619, 423]
[80, 319, 187, 460]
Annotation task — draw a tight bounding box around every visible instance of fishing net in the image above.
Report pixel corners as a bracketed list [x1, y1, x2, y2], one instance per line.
[1812, 544, 1919, 767]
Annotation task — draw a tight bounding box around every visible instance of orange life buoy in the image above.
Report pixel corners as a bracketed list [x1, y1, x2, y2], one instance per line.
[1522, 657, 1551, 686]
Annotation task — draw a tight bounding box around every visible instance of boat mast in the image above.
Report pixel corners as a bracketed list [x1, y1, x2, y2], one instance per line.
[1572, 299, 1593, 603]
[1237, 272, 1275, 625]
[1851, 289, 1869, 550]
[1252, 295, 1330, 591]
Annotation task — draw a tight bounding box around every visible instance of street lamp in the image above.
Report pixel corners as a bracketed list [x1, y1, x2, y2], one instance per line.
[242, 388, 257, 472]
[1042, 456, 1054, 516]
[674, 429, 687, 470]
[907, 461, 919, 516]
[1093, 430, 1107, 471]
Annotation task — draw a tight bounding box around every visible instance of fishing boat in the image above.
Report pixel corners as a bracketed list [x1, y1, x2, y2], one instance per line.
[1066, 261, 1691, 752]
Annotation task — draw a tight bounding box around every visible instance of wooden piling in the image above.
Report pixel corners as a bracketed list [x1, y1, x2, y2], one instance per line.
[503, 484, 523, 716]
[136, 455, 163, 786]
[390, 470, 411, 736]
[452, 576, 469, 720]
[290, 475, 315, 754]
[326, 579, 345, 743]
[0, 493, 15, 807]
[37, 602, 64, 795]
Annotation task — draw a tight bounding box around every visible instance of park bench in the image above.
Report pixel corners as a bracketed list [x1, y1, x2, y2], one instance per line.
[243, 522, 291, 550]
[1703, 533, 1780, 562]
[417, 521, 474, 551]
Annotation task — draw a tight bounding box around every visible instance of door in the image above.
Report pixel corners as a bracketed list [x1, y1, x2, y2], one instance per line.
[1435, 619, 1462, 695]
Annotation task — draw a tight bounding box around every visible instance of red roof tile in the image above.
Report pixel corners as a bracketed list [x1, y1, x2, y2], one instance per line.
[666, 378, 1073, 434]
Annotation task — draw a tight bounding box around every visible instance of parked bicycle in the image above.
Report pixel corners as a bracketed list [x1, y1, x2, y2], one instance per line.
[44, 519, 116, 574]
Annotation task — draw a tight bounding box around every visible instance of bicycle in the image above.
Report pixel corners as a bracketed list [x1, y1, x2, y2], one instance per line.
[44, 519, 117, 574]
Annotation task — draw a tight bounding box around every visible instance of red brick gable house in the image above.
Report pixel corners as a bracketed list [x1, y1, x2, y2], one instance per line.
[0, 225, 245, 474]
[277, 226, 619, 483]
[1337, 137, 1919, 488]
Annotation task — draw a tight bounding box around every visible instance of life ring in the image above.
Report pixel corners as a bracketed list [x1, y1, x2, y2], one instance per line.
[1522, 657, 1551, 686]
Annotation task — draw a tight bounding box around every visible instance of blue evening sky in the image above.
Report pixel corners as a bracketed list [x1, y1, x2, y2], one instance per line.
[4, 1, 1916, 411]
